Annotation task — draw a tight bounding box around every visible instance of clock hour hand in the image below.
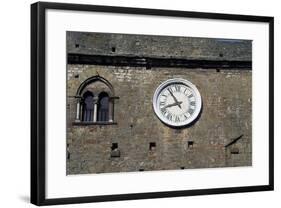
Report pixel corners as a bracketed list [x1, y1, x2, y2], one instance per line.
[162, 101, 183, 109]
[167, 88, 182, 109]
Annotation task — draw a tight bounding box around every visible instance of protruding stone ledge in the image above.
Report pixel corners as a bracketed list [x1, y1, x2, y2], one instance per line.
[72, 121, 118, 126]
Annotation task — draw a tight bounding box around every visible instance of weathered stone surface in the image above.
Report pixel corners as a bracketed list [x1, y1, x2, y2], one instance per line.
[66, 32, 252, 175]
[67, 32, 252, 61]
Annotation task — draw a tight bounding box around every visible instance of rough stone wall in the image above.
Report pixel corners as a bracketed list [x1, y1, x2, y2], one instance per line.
[66, 32, 252, 175]
[66, 65, 252, 174]
[67, 32, 251, 61]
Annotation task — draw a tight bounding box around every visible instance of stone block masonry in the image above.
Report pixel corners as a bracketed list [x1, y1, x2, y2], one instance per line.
[66, 32, 252, 175]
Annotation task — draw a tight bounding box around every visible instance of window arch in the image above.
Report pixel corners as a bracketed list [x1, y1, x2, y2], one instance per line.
[74, 75, 117, 124]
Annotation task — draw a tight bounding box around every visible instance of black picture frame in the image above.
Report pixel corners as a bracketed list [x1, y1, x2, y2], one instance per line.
[31, 1, 274, 206]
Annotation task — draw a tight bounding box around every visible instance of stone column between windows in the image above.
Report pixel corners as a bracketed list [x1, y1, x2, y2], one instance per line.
[93, 96, 99, 122]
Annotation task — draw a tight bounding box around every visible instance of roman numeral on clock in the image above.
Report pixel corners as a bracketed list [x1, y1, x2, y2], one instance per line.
[161, 108, 167, 115]
[167, 87, 173, 93]
[175, 85, 181, 92]
[188, 108, 194, 115]
[160, 101, 165, 106]
[188, 94, 194, 98]
[190, 101, 196, 106]
[167, 113, 172, 121]
[184, 112, 191, 118]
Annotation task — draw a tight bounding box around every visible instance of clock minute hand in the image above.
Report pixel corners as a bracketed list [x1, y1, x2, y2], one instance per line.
[167, 88, 182, 109]
[167, 88, 178, 102]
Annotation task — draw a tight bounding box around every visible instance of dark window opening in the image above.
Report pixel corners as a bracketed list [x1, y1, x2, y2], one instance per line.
[188, 141, 194, 148]
[97, 92, 109, 122]
[111, 47, 116, 52]
[74, 74, 79, 78]
[82, 91, 94, 122]
[219, 53, 223, 57]
[216, 69, 221, 72]
[139, 169, 144, 171]
[180, 167, 185, 169]
[149, 142, 156, 151]
[75, 44, 79, 48]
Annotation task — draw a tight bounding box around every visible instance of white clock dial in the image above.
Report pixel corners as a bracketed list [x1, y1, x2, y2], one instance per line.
[153, 78, 202, 127]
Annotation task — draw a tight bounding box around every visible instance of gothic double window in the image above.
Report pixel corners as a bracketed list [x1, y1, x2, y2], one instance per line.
[75, 76, 116, 123]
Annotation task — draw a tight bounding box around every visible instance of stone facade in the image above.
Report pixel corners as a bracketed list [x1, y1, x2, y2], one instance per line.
[66, 32, 252, 175]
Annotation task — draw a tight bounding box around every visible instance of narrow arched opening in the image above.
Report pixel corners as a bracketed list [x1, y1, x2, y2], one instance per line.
[97, 92, 109, 122]
[82, 91, 94, 122]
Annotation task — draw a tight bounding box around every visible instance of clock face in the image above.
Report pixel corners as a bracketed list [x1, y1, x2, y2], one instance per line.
[153, 78, 202, 127]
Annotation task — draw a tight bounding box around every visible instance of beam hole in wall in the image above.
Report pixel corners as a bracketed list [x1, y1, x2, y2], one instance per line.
[149, 142, 156, 151]
[74, 74, 79, 78]
[219, 53, 224, 57]
[110, 143, 120, 158]
[231, 147, 239, 154]
[188, 141, 194, 148]
[75, 44, 79, 48]
[139, 169, 144, 171]
[111, 143, 118, 150]
[180, 167, 185, 169]
[111, 47, 116, 52]
[216, 69, 221, 72]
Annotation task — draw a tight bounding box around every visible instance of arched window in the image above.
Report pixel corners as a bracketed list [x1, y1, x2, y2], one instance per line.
[82, 91, 94, 122]
[74, 75, 118, 124]
[97, 92, 109, 122]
